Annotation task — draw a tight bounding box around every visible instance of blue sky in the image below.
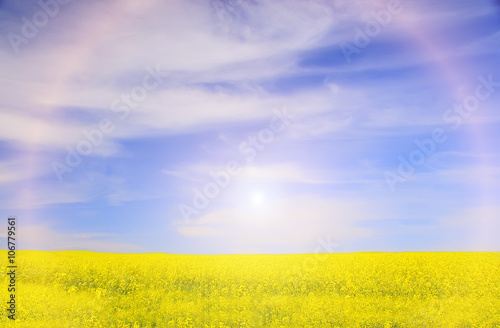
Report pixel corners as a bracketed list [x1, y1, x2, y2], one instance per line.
[0, 0, 499, 254]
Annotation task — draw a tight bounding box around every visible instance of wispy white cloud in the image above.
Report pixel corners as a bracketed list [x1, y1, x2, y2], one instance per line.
[0, 182, 93, 209]
[1, 0, 497, 151]
[176, 194, 383, 252]
[0, 157, 47, 184]
[439, 205, 500, 251]
[1, 223, 146, 252]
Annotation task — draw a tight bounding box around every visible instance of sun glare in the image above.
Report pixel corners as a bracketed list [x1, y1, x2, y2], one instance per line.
[250, 192, 265, 205]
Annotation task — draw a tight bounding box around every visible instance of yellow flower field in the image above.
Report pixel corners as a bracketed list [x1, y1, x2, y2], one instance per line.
[1, 251, 499, 327]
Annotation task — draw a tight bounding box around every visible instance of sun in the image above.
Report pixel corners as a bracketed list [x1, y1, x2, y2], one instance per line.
[250, 192, 265, 205]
